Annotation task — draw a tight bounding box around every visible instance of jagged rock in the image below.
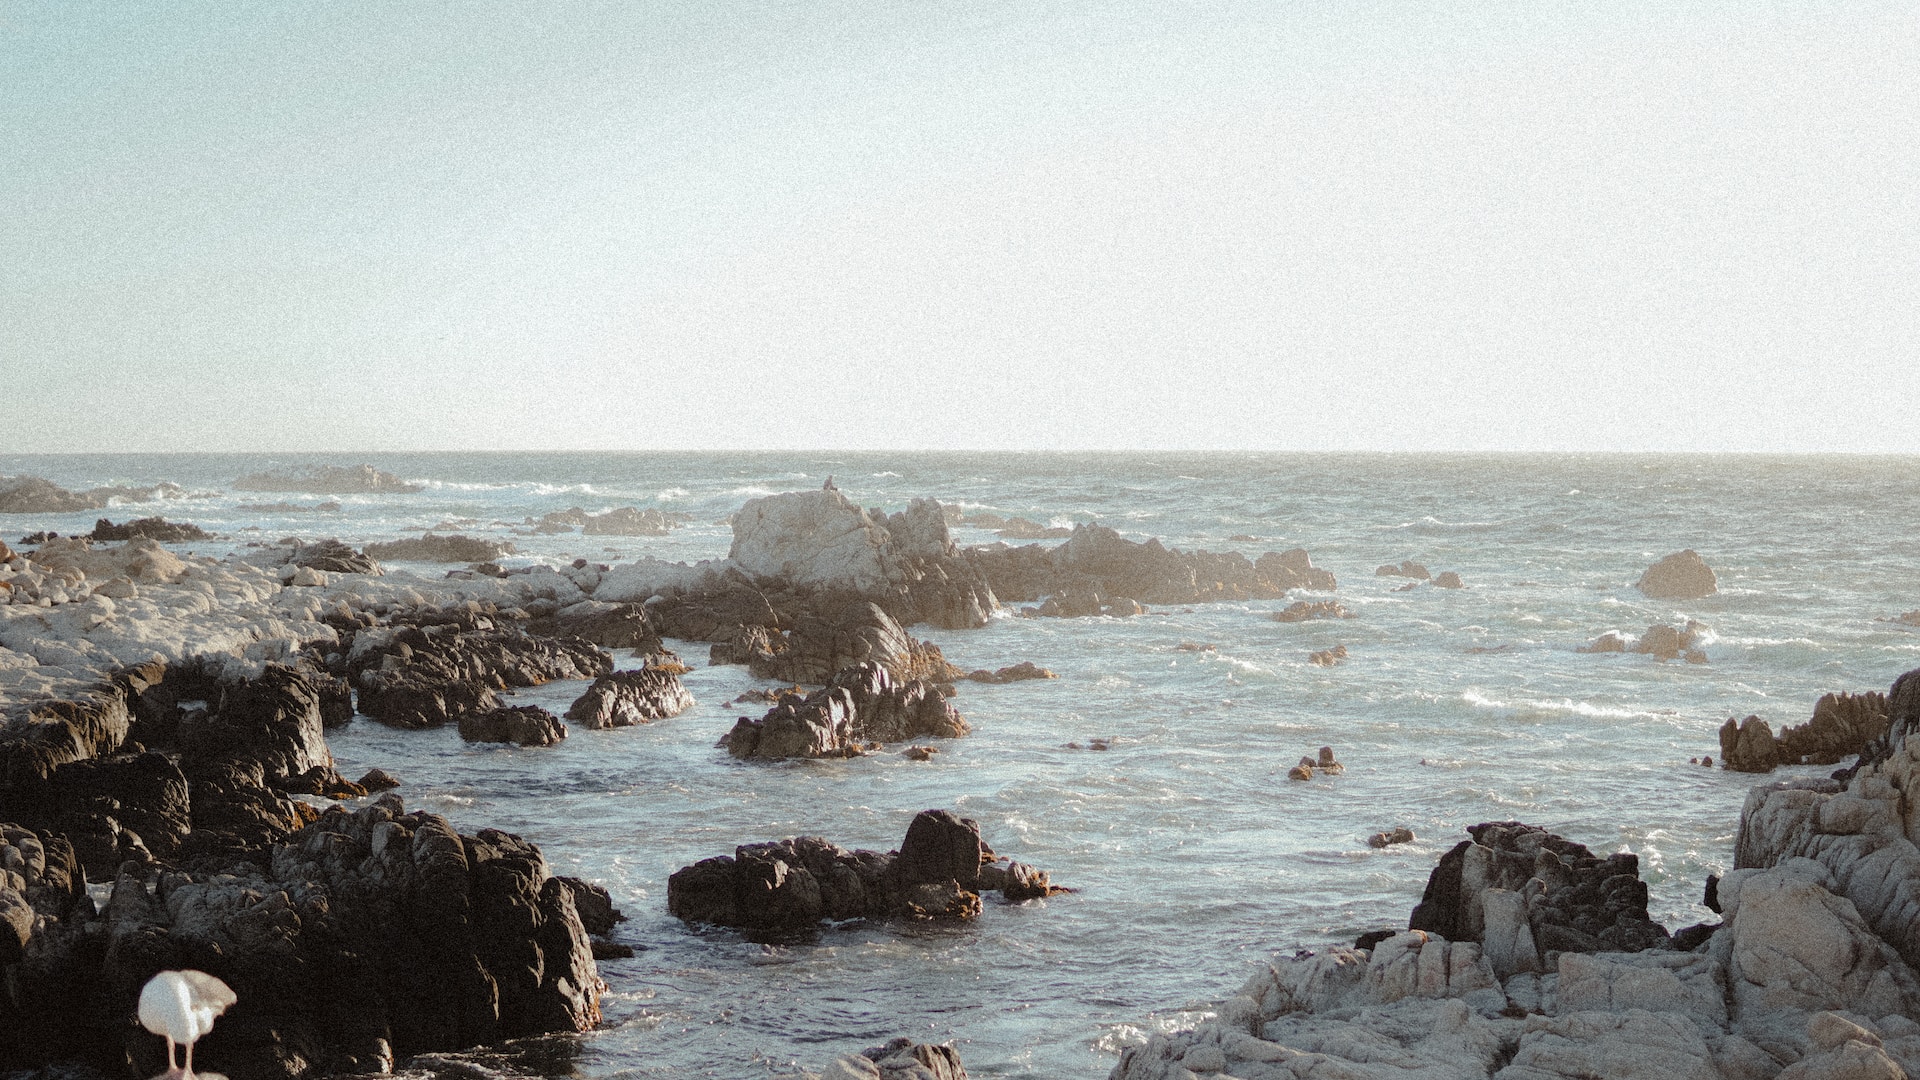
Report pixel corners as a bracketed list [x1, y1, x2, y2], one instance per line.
[730, 601, 915, 685]
[1636, 549, 1718, 599]
[1272, 600, 1354, 623]
[528, 600, 663, 653]
[724, 663, 967, 761]
[459, 705, 567, 747]
[963, 662, 1056, 684]
[356, 767, 400, 791]
[564, 668, 693, 729]
[363, 533, 515, 563]
[969, 524, 1333, 611]
[88, 518, 210, 543]
[347, 623, 610, 729]
[1719, 692, 1889, 774]
[795, 1038, 970, 1080]
[1409, 821, 1669, 961]
[1633, 619, 1709, 661]
[666, 809, 1056, 931]
[1377, 560, 1432, 580]
[288, 539, 381, 576]
[232, 464, 422, 494]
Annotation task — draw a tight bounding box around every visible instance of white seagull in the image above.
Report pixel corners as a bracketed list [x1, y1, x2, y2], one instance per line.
[138, 969, 236, 1079]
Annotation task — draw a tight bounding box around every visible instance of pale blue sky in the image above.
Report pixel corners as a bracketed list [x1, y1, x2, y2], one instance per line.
[3, 2, 1915, 451]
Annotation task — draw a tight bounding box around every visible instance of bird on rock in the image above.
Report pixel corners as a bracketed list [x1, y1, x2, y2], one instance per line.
[138, 969, 236, 1079]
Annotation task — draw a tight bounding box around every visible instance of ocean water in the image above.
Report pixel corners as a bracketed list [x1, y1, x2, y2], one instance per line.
[6, 451, 1920, 1077]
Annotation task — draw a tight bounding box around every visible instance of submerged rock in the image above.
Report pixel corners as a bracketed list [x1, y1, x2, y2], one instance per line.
[667, 809, 1060, 931]
[1636, 549, 1718, 599]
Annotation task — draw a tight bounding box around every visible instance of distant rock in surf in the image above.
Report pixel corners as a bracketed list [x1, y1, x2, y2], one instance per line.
[1377, 559, 1432, 580]
[1272, 600, 1354, 623]
[88, 516, 211, 543]
[233, 463, 422, 495]
[364, 532, 515, 563]
[1718, 690, 1889, 773]
[722, 661, 967, 761]
[1635, 549, 1718, 599]
[0, 474, 183, 514]
[968, 524, 1334, 607]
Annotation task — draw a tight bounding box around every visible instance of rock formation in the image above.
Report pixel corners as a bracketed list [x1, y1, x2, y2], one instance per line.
[1636, 549, 1719, 599]
[287, 539, 382, 576]
[667, 809, 1059, 931]
[582, 506, 680, 535]
[564, 667, 694, 728]
[363, 533, 516, 563]
[968, 524, 1335, 608]
[963, 662, 1056, 684]
[1378, 560, 1432, 579]
[232, 464, 422, 494]
[1719, 691, 1889, 773]
[458, 704, 568, 746]
[0, 475, 184, 514]
[787, 1037, 969, 1080]
[89, 517, 212, 543]
[347, 620, 610, 729]
[723, 662, 968, 761]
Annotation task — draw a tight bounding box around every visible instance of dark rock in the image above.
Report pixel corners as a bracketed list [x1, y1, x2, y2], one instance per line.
[858, 1037, 969, 1080]
[582, 507, 675, 535]
[1635, 549, 1718, 599]
[363, 533, 515, 563]
[1407, 822, 1668, 961]
[459, 705, 567, 747]
[348, 624, 611, 729]
[88, 518, 211, 543]
[356, 767, 401, 791]
[667, 810, 1056, 931]
[724, 663, 968, 761]
[1718, 715, 1779, 773]
[1669, 922, 1721, 951]
[233, 464, 422, 495]
[564, 668, 694, 729]
[554, 877, 623, 936]
[1718, 691, 1888, 774]
[1368, 827, 1415, 849]
[1355, 928, 1399, 952]
[721, 600, 914, 685]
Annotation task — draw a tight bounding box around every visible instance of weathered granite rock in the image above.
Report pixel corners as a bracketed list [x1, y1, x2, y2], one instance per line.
[667, 809, 1057, 931]
[723, 662, 968, 761]
[89, 517, 211, 543]
[233, 464, 422, 495]
[1634, 619, 1710, 661]
[732, 601, 916, 685]
[347, 623, 610, 729]
[363, 533, 516, 563]
[1719, 691, 1889, 774]
[790, 1037, 970, 1080]
[963, 662, 1056, 684]
[564, 667, 693, 728]
[1636, 549, 1718, 599]
[458, 704, 567, 747]
[969, 525, 1334, 609]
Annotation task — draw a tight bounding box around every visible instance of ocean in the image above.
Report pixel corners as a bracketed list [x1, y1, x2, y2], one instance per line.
[4, 451, 1919, 1077]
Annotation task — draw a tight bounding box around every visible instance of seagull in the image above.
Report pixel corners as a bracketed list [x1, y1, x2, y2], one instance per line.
[139, 969, 236, 1079]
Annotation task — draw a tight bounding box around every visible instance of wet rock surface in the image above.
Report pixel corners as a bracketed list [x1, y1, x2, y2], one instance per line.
[88, 517, 212, 543]
[346, 619, 611, 729]
[723, 663, 968, 761]
[564, 667, 694, 729]
[1719, 690, 1889, 773]
[968, 523, 1334, 607]
[459, 704, 568, 746]
[668, 809, 1060, 931]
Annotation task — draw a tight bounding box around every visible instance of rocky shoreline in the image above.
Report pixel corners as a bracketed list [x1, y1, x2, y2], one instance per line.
[3, 476, 1908, 1078]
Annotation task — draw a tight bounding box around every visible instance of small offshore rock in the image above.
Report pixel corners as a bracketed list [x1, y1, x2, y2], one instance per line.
[1635, 548, 1718, 599]
[1308, 644, 1348, 667]
[1376, 559, 1431, 579]
[1368, 826, 1416, 848]
[458, 705, 568, 747]
[1272, 600, 1354, 623]
[963, 661, 1057, 684]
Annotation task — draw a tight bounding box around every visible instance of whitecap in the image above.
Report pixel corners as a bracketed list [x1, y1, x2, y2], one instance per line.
[870, 471, 902, 478]
[654, 487, 689, 502]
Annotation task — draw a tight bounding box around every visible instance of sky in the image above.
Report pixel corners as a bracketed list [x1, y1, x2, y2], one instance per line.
[2, 1, 1916, 453]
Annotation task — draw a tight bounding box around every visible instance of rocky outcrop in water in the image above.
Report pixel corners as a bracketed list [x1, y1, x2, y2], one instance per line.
[967, 524, 1334, 607]
[1636, 549, 1719, 599]
[964, 662, 1056, 684]
[286, 538, 382, 576]
[1271, 600, 1354, 623]
[527, 599, 663, 652]
[667, 809, 1058, 931]
[363, 533, 516, 563]
[1719, 691, 1889, 774]
[347, 621, 610, 729]
[233, 463, 422, 495]
[564, 667, 693, 728]
[723, 663, 967, 761]
[583, 506, 680, 535]
[1378, 559, 1432, 579]
[0, 475, 184, 514]
[459, 704, 568, 746]
[789, 1037, 970, 1080]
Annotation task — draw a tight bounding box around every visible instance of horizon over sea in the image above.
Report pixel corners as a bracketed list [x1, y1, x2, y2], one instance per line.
[5, 450, 1920, 1078]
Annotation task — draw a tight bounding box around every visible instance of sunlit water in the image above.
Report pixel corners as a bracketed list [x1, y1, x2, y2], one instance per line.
[6, 452, 1920, 1077]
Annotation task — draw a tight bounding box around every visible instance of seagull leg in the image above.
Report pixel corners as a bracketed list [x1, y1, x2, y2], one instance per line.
[182, 1038, 194, 1080]
[167, 1036, 178, 1071]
